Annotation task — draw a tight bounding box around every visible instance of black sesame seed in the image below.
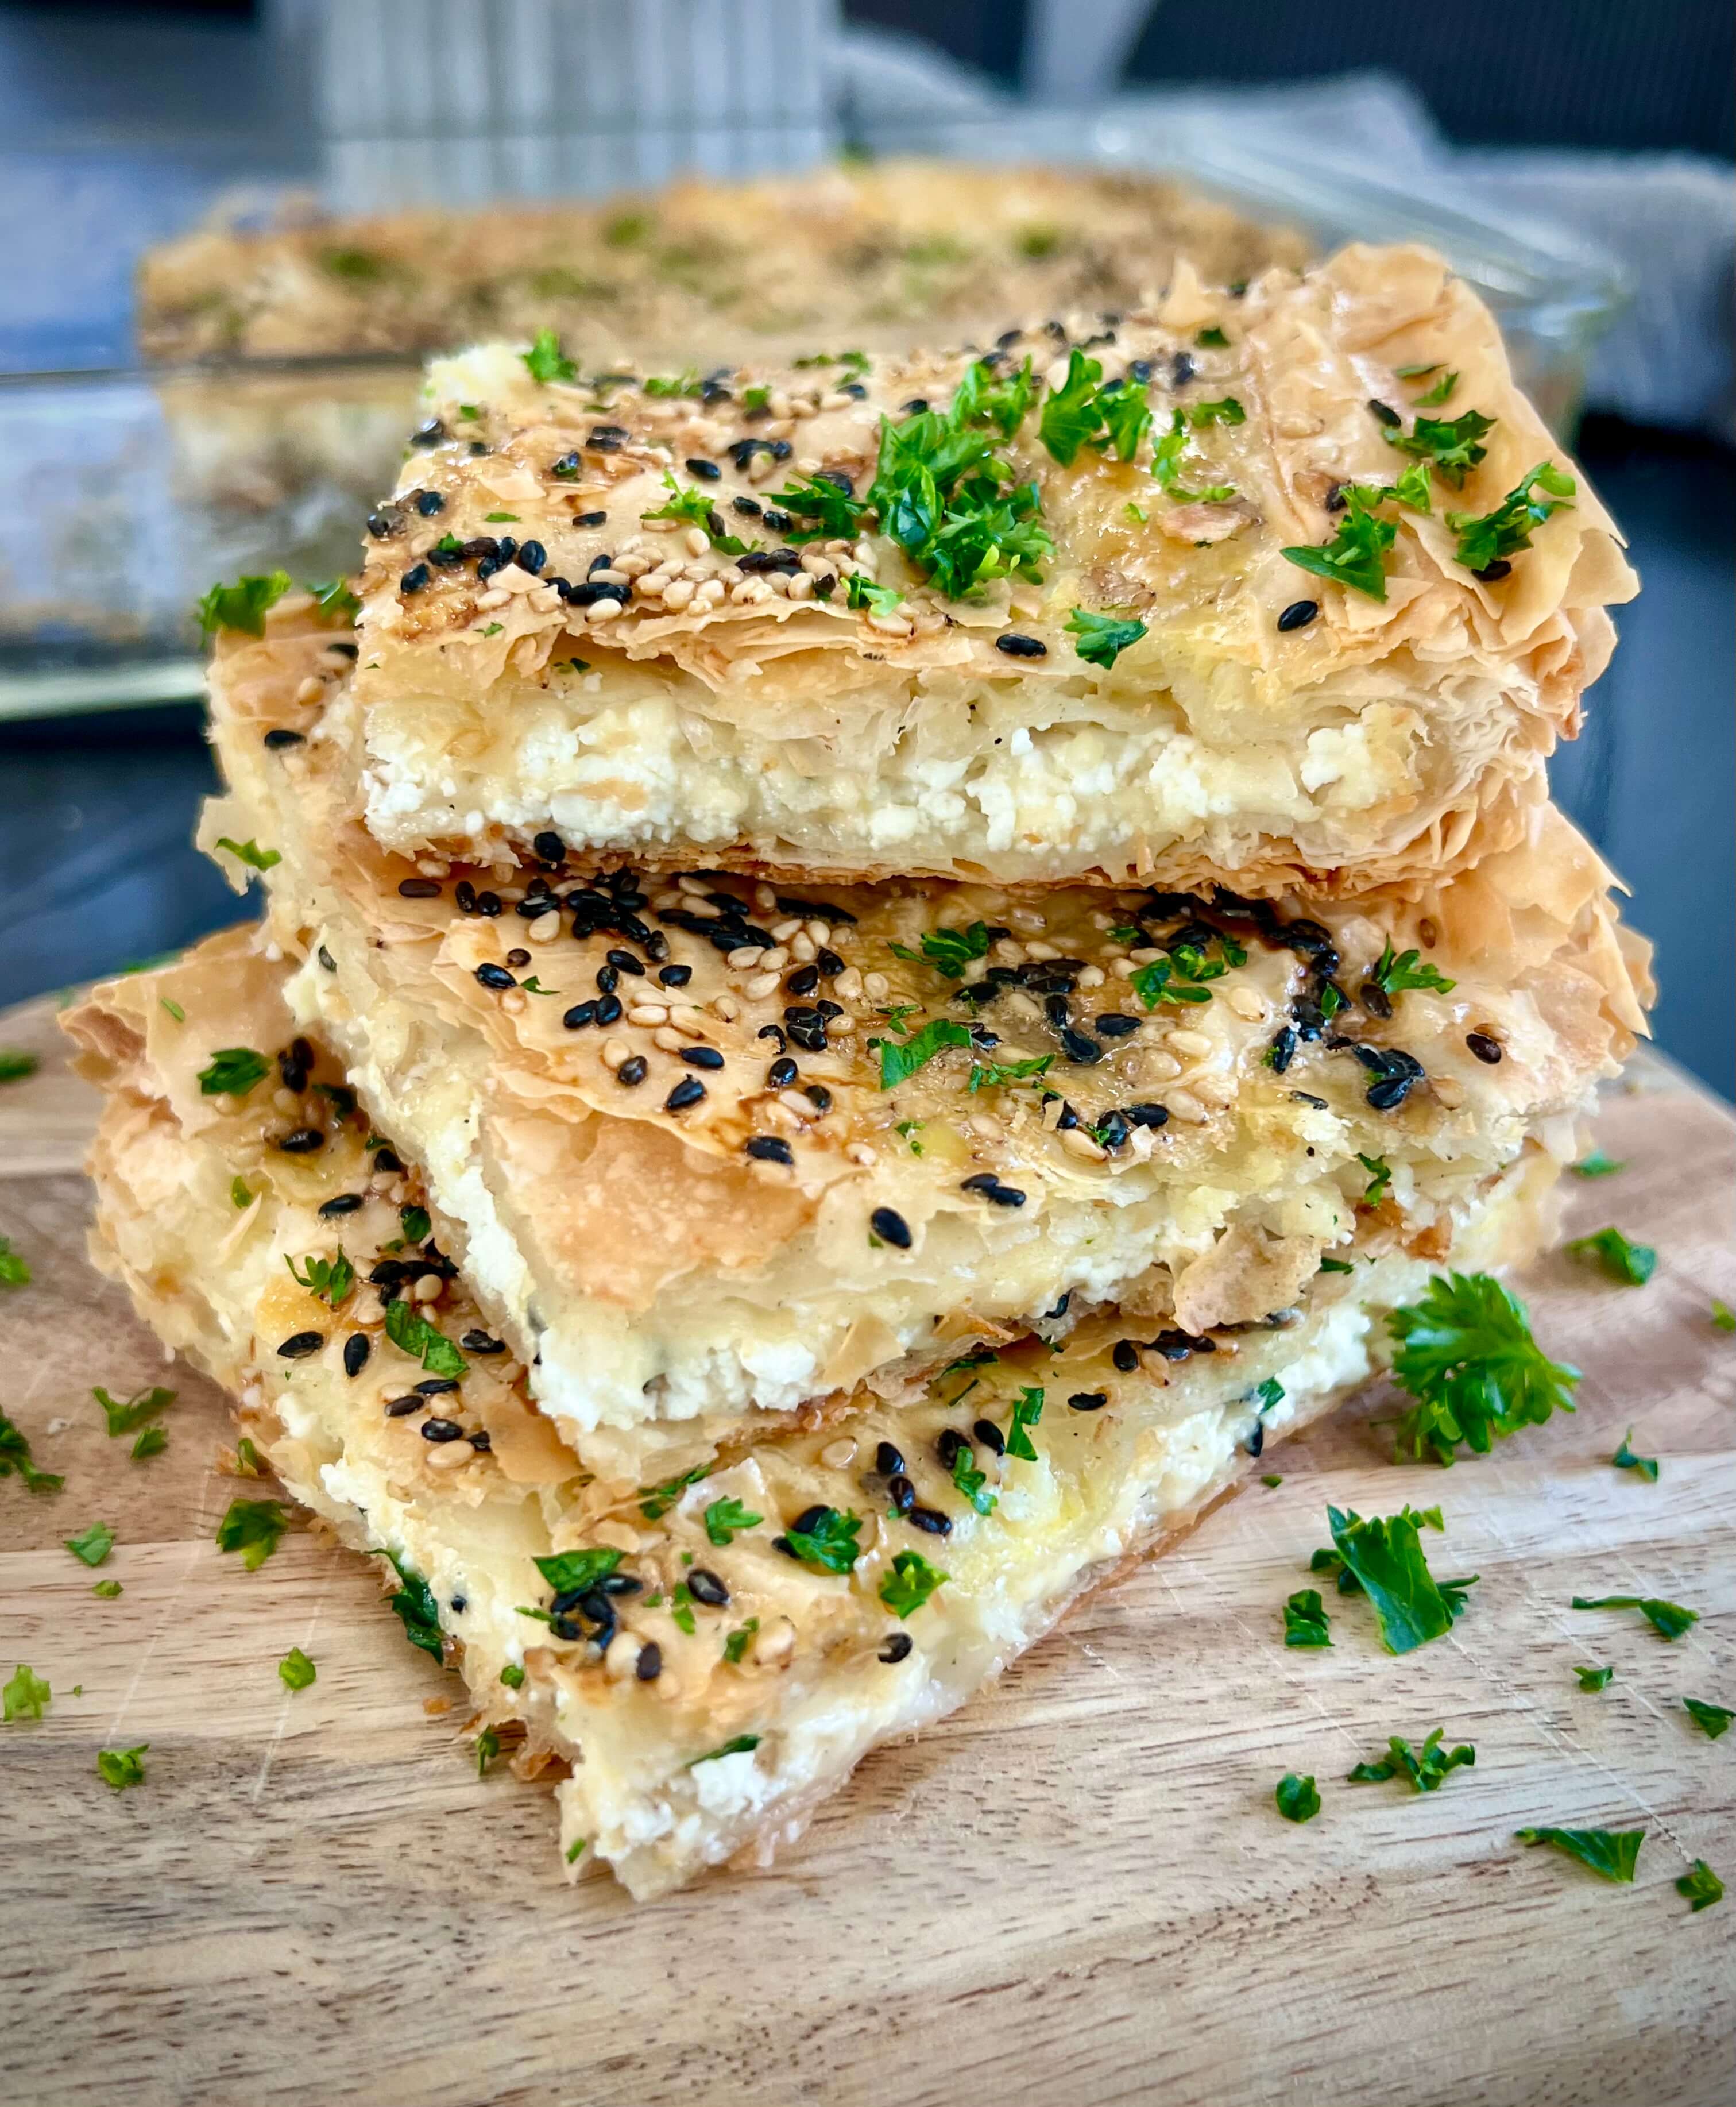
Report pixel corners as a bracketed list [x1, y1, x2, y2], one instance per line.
[277, 1330, 324, 1359]
[606, 948, 645, 976]
[1095, 1109, 1131, 1149]
[366, 508, 401, 538]
[1367, 399, 1402, 428]
[1360, 982, 1393, 1019]
[803, 1085, 832, 1114]
[1171, 350, 1196, 388]
[474, 890, 501, 917]
[907, 1505, 952, 1537]
[876, 1440, 906, 1478]
[1094, 1012, 1140, 1038]
[372, 1145, 404, 1172]
[420, 1418, 464, 1443]
[415, 488, 444, 515]
[454, 879, 478, 914]
[886, 1476, 915, 1516]
[595, 965, 617, 994]
[1466, 1032, 1503, 1064]
[879, 1631, 914, 1664]
[936, 1427, 967, 1469]
[599, 1573, 642, 1596]
[397, 877, 442, 899]
[400, 564, 431, 594]
[685, 457, 721, 480]
[415, 1377, 459, 1395]
[1113, 1340, 1141, 1372]
[1268, 1025, 1298, 1074]
[664, 1076, 706, 1112]
[959, 1174, 1026, 1207]
[658, 963, 691, 987]
[617, 1055, 648, 1086]
[342, 1332, 371, 1378]
[276, 1127, 326, 1154]
[996, 633, 1047, 658]
[635, 1641, 663, 1681]
[562, 1001, 598, 1029]
[263, 727, 306, 750]
[594, 994, 623, 1025]
[765, 1058, 799, 1094]
[474, 962, 516, 990]
[784, 963, 820, 997]
[1277, 599, 1320, 632]
[1246, 1419, 1265, 1458]
[1473, 558, 1514, 582]
[972, 1418, 1005, 1456]
[461, 1329, 506, 1353]
[1060, 1026, 1104, 1065]
[1290, 1090, 1328, 1108]
[761, 508, 793, 534]
[533, 829, 565, 862]
[686, 1568, 729, 1607]
[409, 419, 446, 447]
[319, 1192, 364, 1217]
[385, 1395, 422, 1417]
[1068, 1391, 1108, 1412]
[744, 1135, 794, 1164]
[871, 1206, 912, 1249]
[517, 539, 546, 574]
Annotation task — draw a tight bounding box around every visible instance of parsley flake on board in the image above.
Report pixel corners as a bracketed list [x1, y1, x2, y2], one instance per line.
[130, 1427, 167, 1462]
[0, 1411, 63, 1495]
[215, 838, 281, 877]
[1189, 396, 1246, 428]
[1366, 941, 1456, 997]
[880, 1549, 948, 1619]
[3, 1663, 51, 1720]
[197, 570, 291, 636]
[383, 1298, 467, 1379]
[703, 1497, 762, 1547]
[216, 1498, 287, 1571]
[94, 1385, 173, 1439]
[533, 1547, 623, 1595]
[1386, 1272, 1579, 1464]
[873, 1016, 972, 1089]
[1515, 1826, 1643, 1884]
[1066, 607, 1148, 669]
[1611, 1427, 1658, 1481]
[779, 1506, 861, 1574]
[1572, 1594, 1699, 1641]
[1448, 461, 1575, 573]
[1317, 1504, 1471, 1655]
[521, 327, 577, 384]
[1347, 1727, 1474, 1792]
[196, 1047, 269, 1098]
[92, 1580, 122, 1599]
[1275, 1773, 1320, 1823]
[64, 1522, 114, 1568]
[98, 1744, 149, 1790]
[1678, 1861, 1724, 1912]
[1281, 486, 1397, 601]
[1575, 1665, 1614, 1691]
[1713, 1300, 1735, 1333]
[287, 1250, 355, 1309]
[0, 1049, 40, 1082]
[1571, 1150, 1625, 1179]
[1566, 1227, 1656, 1286]
[1683, 1697, 1732, 1741]
[1283, 1588, 1332, 1647]
[0, 1239, 29, 1289]
[278, 1647, 316, 1692]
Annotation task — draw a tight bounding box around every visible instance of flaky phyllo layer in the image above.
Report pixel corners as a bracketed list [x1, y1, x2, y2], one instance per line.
[200, 615, 1646, 1447]
[345, 244, 1634, 893]
[71, 940, 1557, 1897]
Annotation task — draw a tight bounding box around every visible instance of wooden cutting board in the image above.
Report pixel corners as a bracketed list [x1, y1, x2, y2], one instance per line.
[1, 990, 1731, 2107]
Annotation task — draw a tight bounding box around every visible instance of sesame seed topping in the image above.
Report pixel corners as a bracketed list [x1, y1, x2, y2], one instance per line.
[871, 1206, 912, 1249]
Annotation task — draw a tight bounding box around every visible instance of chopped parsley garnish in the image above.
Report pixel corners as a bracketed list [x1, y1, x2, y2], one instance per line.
[0, 1411, 62, 1495]
[382, 1298, 466, 1379]
[64, 1522, 114, 1568]
[781, 1506, 861, 1574]
[845, 575, 903, 617]
[197, 570, 291, 636]
[1386, 1272, 1578, 1464]
[1319, 1256, 1355, 1274]
[279, 1647, 316, 1691]
[0, 1050, 39, 1082]
[216, 1498, 287, 1571]
[500, 1663, 525, 1689]
[3, 1664, 51, 1720]
[880, 1549, 948, 1619]
[950, 1444, 996, 1517]
[874, 1017, 972, 1088]
[1575, 1665, 1614, 1691]
[1358, 1153, 1392, 1206]
[687, 1734, 760, 1766]
[94, 1384, 173, 1438]
[1038, 349, 1149, 464]
[1684, 1697, 1732, 1741]
[722, 1620, 759, 1665]
[967, 1054, 1053, 1093]
[1318, 1504, 1468, 1654]
[1066, 607, 1148, 669]
[1347, 1727, 1474, 1792]
[1275, 1773, 1320, 1823]
[1189, 396, 1245, 428]
[889, 921, 990, 978]
[1195, 325, 1229, 348]
[1515, 1826, 1642, 1883]
[764, 470, 869, 542]
[219, 837, 284, 879]
[1283, 1588, 1332, 1647]
[644, 368, 701, 398]
[1262, 1474, 1283, 1488]
[233, 1437, 262, 1477]
[160, 998, 184, 1023]
[894, 1120, 925, 1155]
[1611, 1427, 1658, 1481]
[287, 1250, 355, 1308]
[1571, 1149, 1624, 1179]
[0, 1240, 29, 1290]
[1254, 1378, 1284, 1414]
[383, 1550, 444, 1658]
[399, 1205, 431, 1245]
[229, 1177, 252, 1209]
[1572, 1594, 1698, 1641]
[1281, 486, 1397, 601]
[1385, 408, 1495, 488]
[307, 578, 362, 624]
[1366, 942, 1456, 997]
[1003, 1386, 1045, 1462]
[197, 1047, 269, 1097]
[1679, 1860, 1724, 1912]
[521, 327, 577, 384]
[703, 1497, 762, 1546]
[566, 1837, 587, 1865]
[637, 1465, 708, 1521]
[641, 472, 752, 554]
[1714, 1300, 1736, 1333]
[534, 1546, 623, 1595]
[475, 1726, 502, 1774]
[1448, 461, 1575, 572]
[1150, 410, 1237, 503]
[1565, 1227, 1656, 1286]
[1412, 369, 1459, 407]
[98, 1743, 149, 1791]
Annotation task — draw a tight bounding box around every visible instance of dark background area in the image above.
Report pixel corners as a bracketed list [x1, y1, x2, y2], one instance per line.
[1, 0, 1731, 1096]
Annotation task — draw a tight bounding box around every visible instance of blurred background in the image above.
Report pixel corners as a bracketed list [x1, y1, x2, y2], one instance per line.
[1, 0, 1730, 1091]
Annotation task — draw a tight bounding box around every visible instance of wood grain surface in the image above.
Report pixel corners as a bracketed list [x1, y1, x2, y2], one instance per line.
[1, 993, 1731, 2107]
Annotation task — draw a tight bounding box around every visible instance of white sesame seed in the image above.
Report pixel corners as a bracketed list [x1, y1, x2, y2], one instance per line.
[1228, 986, 1266, 1022]
[652, 1026, 683, 1051]
[589, 566, 630, 587]
[589, 599, 623, 623]
[626, 1004, 668, 1026]
[1165, 1087, 1208, 1122]
[833, 967, 864, 1001]
[726, 946, 764, 968]
[693, 580, 726, 607]
[500, 990, 527, 1014]
[745, 971, 781, 1000]
[677, 873, 712, 896]
[1024, 940, 1061, 962]
[759, 946, 790, 970]
[777, 1089, 815, 1118]
[786, 572, 814, 600]
[1077, 964, 1105, 989]
[753, 883, 778, 912]
[602, 1632, 640, 1681]
[660, 578, 695, 609]
[424, 1441, 473, 1471]
[1130, 947, 1162, 964]
[863, 971, 890, 1000]
[295, 675, 324, 705]
[683, 527, 710, 557]
[477, 587, 510, 610]
[1142, 1049, 1184, 1080]
[667, 1003, 708, 1032]
[846, 1142, 876, 1166]
[712, 994, 741, 1021]
[771, 919, 802, 943]
[1112, 957, 1136, 979]
[600, 1037, 630, 1070]
[528, 911, 560, 943]
[1060, 1126, 1108, 1161]
[416, 857, 449, 878]
[613, 554, 651, 577]
[789, 933, 818, 964]
[1431, 1077, 1467, 1109]
[752, 1617, 795, 1667]
[821, 1437, 858, 1470]
[826, 1013, 856, 1035]
[651, 889, 683, 909]
[1168, 1028, 1214, 1058]
[213, 1093, 238, 1116]
[413, 1274, 443, 1302]
[272, 1087, 299, 1116]
[805, 920, 830, 944]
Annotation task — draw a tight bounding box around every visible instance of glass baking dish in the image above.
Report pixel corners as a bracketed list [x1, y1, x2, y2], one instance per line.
[0, 119, 1625, 720]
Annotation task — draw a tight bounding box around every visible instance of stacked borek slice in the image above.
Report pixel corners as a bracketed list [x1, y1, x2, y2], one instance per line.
[69, 241, 1648, 1898]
